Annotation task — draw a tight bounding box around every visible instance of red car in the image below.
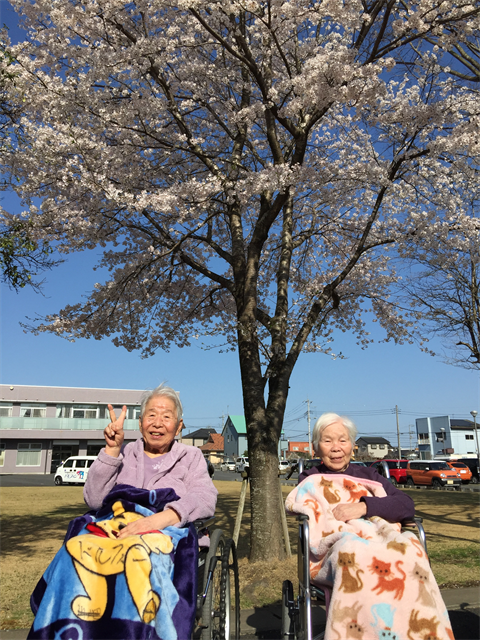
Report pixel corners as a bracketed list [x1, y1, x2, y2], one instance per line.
[369, 459, 409, 486]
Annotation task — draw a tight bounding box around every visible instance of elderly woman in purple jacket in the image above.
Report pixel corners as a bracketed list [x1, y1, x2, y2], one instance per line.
[84, 384, 218, 538]
[299, 412, 414, 523]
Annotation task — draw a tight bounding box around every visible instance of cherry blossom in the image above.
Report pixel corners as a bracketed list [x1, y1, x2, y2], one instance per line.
[2, 0, 480, 560]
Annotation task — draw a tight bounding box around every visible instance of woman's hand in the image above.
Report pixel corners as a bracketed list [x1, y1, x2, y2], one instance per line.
[104, 404, 127, 457]
[116, 509, 181, 539]
[332, 502, 367, 522]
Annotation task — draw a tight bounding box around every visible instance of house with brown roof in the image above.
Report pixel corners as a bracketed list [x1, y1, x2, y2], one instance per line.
[199, 433, 225, 464]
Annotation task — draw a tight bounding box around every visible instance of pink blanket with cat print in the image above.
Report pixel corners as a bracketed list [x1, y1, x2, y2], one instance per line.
[285, 474, 453, 640]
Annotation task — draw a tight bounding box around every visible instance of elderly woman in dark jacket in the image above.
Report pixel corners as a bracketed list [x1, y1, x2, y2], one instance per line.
[299, 412, 414, 523]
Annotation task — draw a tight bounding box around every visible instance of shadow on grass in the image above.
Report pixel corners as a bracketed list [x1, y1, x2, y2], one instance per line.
[0, 483, 259, 559]
[1, 503, 88, 556]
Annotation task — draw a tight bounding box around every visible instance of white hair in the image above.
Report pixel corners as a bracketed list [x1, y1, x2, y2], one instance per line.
[139, 384, 183, 422]
[312, 412, 357, 455]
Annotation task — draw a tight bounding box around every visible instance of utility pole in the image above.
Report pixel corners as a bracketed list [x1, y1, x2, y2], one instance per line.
[307, 398, 312, 457]
[395, 405, 401, 467]
[408, 424, 414, 457]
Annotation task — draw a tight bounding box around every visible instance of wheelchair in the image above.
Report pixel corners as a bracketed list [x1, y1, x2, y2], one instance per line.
[281, 460, 427, 640]
[194, 518, 241, 640]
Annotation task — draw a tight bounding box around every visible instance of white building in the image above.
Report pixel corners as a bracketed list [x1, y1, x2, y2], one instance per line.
[0, 384, 143, 474]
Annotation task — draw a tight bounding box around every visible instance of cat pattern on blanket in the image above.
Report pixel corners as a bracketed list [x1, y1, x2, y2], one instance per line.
[285, 474, 454, 640]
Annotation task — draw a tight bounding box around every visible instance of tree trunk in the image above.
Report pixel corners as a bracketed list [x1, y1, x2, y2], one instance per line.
[237, 324, 291, 561]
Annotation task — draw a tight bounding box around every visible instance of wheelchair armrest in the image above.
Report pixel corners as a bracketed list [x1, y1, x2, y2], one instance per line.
[193, 516, 215, 532]
[401, 516, 428, 558]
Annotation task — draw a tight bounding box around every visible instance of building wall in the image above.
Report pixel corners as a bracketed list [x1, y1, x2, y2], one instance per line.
[415, 415, 477, 459]
[223, 423, 237, 457]
[288, 441, 311, 455]
[0, 385, 143, 474]
[356, 440, 390, 459]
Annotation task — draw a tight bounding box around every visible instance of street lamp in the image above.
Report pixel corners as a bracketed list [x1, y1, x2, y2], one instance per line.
[470, 410, 479, 474]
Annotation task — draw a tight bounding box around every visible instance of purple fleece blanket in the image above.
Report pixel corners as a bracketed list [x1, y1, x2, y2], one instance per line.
[27, 485, 198, 640]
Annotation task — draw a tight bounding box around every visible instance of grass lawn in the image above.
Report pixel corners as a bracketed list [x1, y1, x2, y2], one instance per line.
[1, 482, 478, 629]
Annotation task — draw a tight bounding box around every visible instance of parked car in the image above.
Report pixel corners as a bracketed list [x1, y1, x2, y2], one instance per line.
[302, 459, 322, 472]
[454, 458, 479, 484]
[446, 461, 472, 483]
[235, 456, 249, 472]
[54, 456, 97, 485]
[369, 459, 408, 486]
[279, 460, 291, 474]
[221, 458, 236, 472]
[350, 461, 367, 467]
[405, 460, 461, 488]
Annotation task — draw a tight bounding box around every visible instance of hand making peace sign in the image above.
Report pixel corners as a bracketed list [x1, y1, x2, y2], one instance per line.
[104, 404, 127, 457]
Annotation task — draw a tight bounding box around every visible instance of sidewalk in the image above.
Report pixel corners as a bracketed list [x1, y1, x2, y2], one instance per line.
[2, 587, 478, 640]
[239, 586, 480, 639]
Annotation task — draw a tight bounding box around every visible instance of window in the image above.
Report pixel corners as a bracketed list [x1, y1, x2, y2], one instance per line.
[0, 443, 5, 466]
[466, 435, 474, 440]
[86, 444, 103, 456]
[379, 444, 385, 449]
[133, 407, 141, 420]
[370, 444, 377, 449]
[0, 406, 12, 417]
[293, 446, 299, 451]
[20, 407, 46, 418]
[75, 459, 87, 468]
[72, 408, 98, 419]
[17, 443, 42, 466]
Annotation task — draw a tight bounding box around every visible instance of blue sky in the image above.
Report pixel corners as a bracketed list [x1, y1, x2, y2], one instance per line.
[1, 0, 479, 447]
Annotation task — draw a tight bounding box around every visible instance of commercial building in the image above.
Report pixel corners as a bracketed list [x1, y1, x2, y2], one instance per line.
[0, 384, 143, 475]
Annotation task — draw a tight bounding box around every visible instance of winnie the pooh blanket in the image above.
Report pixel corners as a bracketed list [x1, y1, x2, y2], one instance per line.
[286, 474, 454, 640]
[28, 485, 198, 640]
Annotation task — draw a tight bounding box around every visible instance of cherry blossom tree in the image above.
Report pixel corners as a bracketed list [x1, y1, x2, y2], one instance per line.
[401, 220, 480, 370]
[3, 0, 480, 560]
[0, 29, 58, 290]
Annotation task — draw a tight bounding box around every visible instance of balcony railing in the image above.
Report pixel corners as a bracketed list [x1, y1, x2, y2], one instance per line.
[0, 417, 139, 431]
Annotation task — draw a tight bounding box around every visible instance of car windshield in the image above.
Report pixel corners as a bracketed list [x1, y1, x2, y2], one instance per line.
[450, 462, 466, 468]
[386, 461, 408, 469]
[429, 462, 450, 470]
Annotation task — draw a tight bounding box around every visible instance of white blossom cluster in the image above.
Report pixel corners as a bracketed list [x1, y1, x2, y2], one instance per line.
[2, 0, 479, 370]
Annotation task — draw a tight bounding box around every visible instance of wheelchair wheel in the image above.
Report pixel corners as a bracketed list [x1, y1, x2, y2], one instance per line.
[281, 580, 296, 640]
[201, 529, 230, 640]
[221, 538, 240, 639]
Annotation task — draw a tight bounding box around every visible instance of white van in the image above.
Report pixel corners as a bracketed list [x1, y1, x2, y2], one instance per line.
[235, 456, 249, 472]
[54, 456, 97, 485]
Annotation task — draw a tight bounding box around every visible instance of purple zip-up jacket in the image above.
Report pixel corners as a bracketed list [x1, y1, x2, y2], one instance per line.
[84, 439, 218, 526]
[299, 462, 414, 523]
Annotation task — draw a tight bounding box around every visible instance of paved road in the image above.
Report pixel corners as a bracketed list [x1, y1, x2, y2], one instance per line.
[0, 470, 299, 488]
